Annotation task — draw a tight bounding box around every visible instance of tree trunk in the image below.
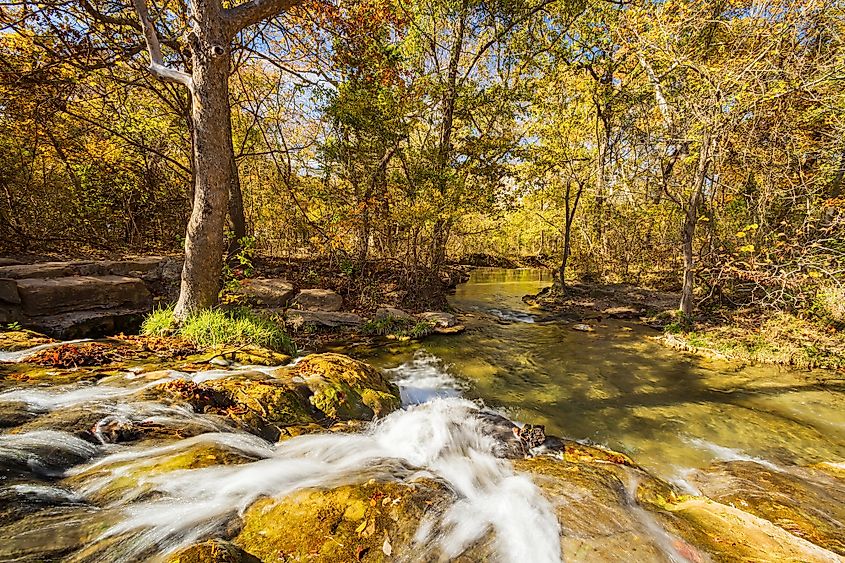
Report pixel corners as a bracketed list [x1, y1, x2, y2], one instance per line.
[559, 233, 570, 289]
[679, 213, 696, 317]
[679, 131, 712, 317]
[429, 0, 467, 271]
[173, 6, 231, 320]
[226, 121, 247, 243]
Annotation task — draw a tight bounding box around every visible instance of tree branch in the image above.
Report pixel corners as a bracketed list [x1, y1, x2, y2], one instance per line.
[223, 0, 303, 38]
[131, 0, 193, 90]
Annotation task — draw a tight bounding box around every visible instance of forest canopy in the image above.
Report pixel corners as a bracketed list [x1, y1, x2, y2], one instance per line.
[0, 0, 843, 316]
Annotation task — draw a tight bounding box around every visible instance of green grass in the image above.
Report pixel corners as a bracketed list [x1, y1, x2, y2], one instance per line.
[142, 306, 295, 355]
[361, 316, 435, 339]
[664, 311, 845, 370]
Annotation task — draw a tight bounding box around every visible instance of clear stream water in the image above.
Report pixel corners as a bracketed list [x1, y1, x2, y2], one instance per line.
[364, 268, 845, 485]
[0, 268, 843, 562]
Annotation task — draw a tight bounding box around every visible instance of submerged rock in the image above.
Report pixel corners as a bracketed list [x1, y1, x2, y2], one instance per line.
[690, 460, 845, 555]
[516, 456, 702, 562]
[294, 353, 401, 421]
[235, 479, 455, 562]
[657, 496, 841, 562]
[65, 441, 259, 503]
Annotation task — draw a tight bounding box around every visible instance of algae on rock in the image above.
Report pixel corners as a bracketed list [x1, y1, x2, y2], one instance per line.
[293, 353, 401, 421]
[235, 479, 454, 562]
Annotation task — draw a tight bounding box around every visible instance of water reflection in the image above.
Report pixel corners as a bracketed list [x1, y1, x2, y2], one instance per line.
[365, 268, 845, 480]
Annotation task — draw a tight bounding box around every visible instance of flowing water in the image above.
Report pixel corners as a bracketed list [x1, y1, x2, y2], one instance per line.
[0, 268, 843, 562]
[364, 268, 845, 486]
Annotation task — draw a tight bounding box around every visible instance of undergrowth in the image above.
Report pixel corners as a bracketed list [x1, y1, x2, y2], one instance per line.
[361, 316, 435, 339]
[142, 306, 295, 355]
[664, 311, 844, 370]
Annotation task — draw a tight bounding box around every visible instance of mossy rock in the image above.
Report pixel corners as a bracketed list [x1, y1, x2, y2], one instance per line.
[235, 479, 454, 562]
[557, 439, 637, 467]
[167, 539, 260, 563]
[200, 345, 292, 367]
[143, 375, 320, 441]
[0, 362, 111, 385]
[293, 353, 401, 421]
[65, 442, 257, 503]
[0, 330, 55, 352]
[204, 375, 318, 432]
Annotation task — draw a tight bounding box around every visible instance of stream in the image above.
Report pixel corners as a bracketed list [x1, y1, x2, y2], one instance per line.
[0, 268, 843, 562]
[366, 268, 845, 485]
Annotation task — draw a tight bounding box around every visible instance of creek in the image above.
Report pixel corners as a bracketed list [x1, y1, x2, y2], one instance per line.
[0, 268, 843, 562]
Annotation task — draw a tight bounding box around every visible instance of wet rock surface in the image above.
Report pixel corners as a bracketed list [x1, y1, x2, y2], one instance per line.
[0, 331, 844, 562]
[235, 479, 455, 562]
[169, 539, 261, 563]
[690, 460, 845, 554]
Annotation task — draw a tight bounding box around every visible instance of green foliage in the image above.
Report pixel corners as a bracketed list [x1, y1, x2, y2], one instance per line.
[221, 235, 258, 304]
[668, 312, 845, 370]
[664, 313, 694, 335]
[142, 306, 296, 355]
[361, 316, 435, 339]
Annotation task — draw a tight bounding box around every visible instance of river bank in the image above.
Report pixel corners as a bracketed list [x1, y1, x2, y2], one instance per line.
[522, 277, 845, 372]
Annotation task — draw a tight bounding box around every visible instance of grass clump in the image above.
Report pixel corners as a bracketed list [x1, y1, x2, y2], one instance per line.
[142, 306, 295, 355]
[361, 316, 435, 339]
[663, 311, 845, 370]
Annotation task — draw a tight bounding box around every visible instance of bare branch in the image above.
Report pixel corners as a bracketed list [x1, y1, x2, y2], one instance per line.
[223, 0, 303, 37]
[131, 0, 193, 90]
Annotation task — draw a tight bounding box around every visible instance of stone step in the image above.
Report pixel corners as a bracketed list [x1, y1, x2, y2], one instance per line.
[15, 275, 151, 317]
[26, 307, 148, 339]
[0, 257, 169, 280]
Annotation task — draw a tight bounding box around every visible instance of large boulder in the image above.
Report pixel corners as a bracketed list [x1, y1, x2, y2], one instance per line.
[146, 375, 317, 441]
[293, 353, 401, 421]
[15, 275, 151, 317]
[235, 479, 456, 562]
[237, 279, 295, 307]
[141, 354, 399, 439]
[291, 289, 343, 312]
